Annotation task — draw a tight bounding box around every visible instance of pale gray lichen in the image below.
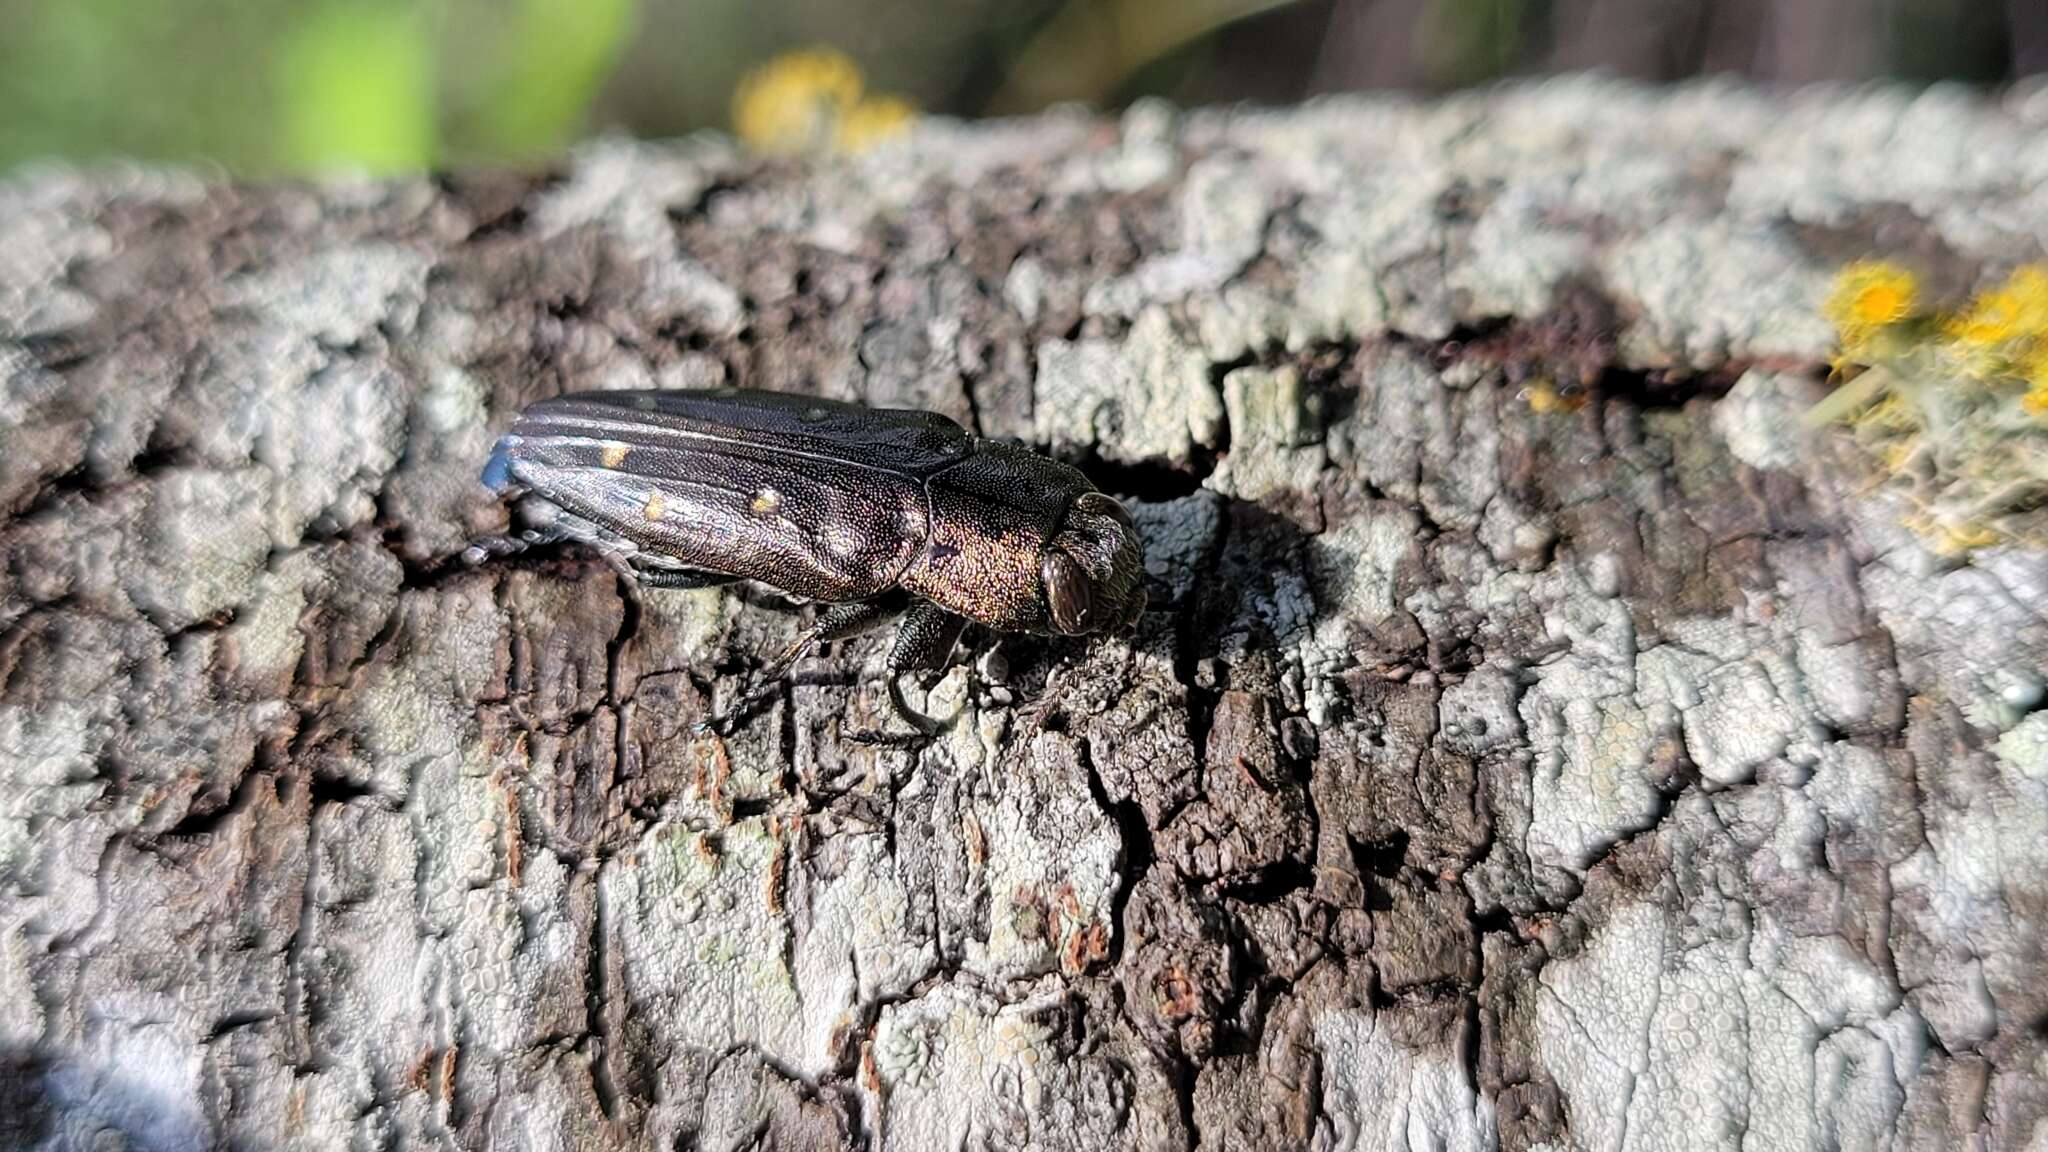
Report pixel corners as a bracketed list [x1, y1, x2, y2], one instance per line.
[1606, 219, 1837, 365]
[534, 135, 725, 250]
[1033, 307, 1223, 466]
[1314, 1009, 1497, 1152]
[1714, 370, 1819, 472]
[1208, 364, 1327, 501]
[955, 730, 1120, 981]
[131, 467, 275, 630]
[1084, 153, 1274, 317]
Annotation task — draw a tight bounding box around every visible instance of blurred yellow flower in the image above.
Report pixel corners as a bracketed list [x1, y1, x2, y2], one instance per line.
[2024, 341, 2048, 404]
[2022, 361, 2048, 417]
[733, 48, 862, 154]
[1945, 265, 2048, 348]
[732, 47, 917, 156]
[834, 93, 918, 154]
[1810, 258, 2048, 556]
[1823, 261, 1918, 354]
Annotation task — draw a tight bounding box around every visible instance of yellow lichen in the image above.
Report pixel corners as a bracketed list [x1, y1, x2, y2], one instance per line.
[1823, 261, 1918, 352]
[1523, 379, 1587, 414]
[732, 47, 917, 157]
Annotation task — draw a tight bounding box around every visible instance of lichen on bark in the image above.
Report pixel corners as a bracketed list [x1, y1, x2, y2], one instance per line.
[2, 79, 2046, 1151]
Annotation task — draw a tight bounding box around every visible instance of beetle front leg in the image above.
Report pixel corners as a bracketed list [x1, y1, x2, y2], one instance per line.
[845, 602, 969, 747]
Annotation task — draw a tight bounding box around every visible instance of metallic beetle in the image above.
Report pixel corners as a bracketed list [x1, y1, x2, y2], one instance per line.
[465, 388, 1146, 739]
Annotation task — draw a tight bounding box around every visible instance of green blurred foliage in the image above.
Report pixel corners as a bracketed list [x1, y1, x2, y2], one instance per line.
[1, 0, 283, 172]
[0, 0, 636, 176]
[0, 0, 2037, 177]
[442, 0, 639, 163]
[279, 3, 436, 174]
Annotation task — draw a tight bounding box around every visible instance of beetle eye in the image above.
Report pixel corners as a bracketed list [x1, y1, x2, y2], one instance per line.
[1043, 552, 1095, 635]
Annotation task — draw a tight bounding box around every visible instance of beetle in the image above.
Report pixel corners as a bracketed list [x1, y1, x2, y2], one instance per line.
[463, 388, 1146, 741]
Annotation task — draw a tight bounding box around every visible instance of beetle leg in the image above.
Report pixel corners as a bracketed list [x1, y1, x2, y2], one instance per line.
[815, 598, 904, 641]
[889, 603, 971, 678]
[844, 603, 969, 746]
[631, 566, 741, 590]
[696, 599, 901, 737]
[460, 532, 537, 566]
[462, 493, 583, 567]
[595, 546, 729, 592]
[761, 599, 900, 681]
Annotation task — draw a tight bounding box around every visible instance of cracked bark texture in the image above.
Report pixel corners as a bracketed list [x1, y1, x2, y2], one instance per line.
[4, 79, 2048, 1151]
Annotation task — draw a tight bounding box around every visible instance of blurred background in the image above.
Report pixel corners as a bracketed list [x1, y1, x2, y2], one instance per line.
[1, 0, 2041, 177]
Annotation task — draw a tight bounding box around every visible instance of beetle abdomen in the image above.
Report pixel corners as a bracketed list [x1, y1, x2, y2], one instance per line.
[492, 392, 933, 601]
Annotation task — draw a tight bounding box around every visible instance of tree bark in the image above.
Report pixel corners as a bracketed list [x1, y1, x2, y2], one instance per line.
[3, 80, 2045, 1150]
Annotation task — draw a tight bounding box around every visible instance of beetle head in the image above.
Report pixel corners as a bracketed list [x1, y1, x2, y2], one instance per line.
[1042, 492, 1146, 636]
